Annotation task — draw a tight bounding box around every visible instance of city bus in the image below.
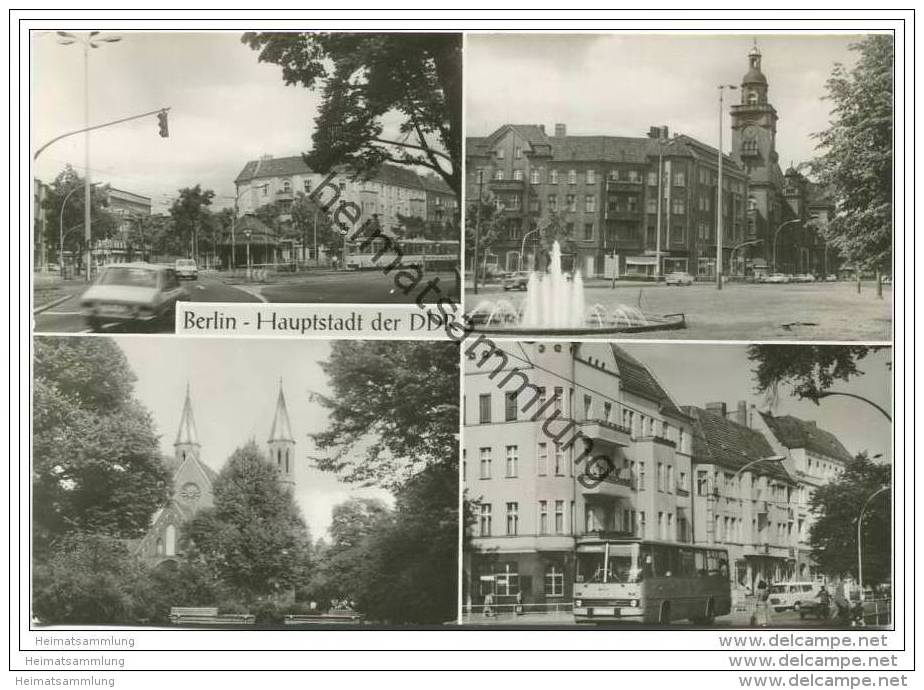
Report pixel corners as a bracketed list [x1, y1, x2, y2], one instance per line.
[345, 238, 459, 271]
[573, 537, 732, 625]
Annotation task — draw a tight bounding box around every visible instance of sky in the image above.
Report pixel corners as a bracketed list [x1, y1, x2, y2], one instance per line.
[31, 32, 326, 213]
[116, 337, 394, 541]
[465, 33, 869, 166]
[617, 343, 892, 462]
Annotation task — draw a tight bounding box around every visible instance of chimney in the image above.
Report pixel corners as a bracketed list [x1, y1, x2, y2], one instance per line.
[538, 124, 546, 134]
[554, 123, 567, 137]
[706, 402, 728, 419]
[736, 400, 748, 427]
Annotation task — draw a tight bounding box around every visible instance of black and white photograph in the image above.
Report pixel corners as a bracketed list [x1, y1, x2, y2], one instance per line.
[464, 34, 893, 340]
[462, 341, 892, 627]
[32, 337, 459, 627]
[32, 32, 462, 334]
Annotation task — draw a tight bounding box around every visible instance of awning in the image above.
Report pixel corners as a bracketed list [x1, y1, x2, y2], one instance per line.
[626, 256, 657, 266]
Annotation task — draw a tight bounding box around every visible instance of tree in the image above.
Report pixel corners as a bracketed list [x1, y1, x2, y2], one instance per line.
[33, 339, 171, 554]
[809, 453, 891, 585]
[169, 185, 215, 260]
[183, 442, 311, 602]
[465, 196, 501, 282]
[40, 165, 118, 266]
[310, 341, 459, 488]
[290, 192, 338, 256]
[747, 344, 890, 418]
[810, 35, 893, 279]
[241, 32, 462, 199]
[32, 533, 155, 625]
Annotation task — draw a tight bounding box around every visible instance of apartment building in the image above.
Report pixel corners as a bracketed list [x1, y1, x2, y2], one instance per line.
[462, 341, 694, 608]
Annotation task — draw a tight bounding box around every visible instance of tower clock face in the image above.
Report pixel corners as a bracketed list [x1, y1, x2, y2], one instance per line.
[180, 482, 201, 503]
[744, 126, 758, 139]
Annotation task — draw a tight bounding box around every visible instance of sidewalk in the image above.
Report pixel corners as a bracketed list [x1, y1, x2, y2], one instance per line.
[33, 274, 87, 313]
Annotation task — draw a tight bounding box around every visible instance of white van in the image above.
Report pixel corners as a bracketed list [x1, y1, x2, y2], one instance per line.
[768, 581, 821, 612]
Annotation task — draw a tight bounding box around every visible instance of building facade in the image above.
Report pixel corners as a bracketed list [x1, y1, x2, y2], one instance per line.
[463, 341, 694, 608]
[133, 383, 296, 566]
[753, 411, 853, 579]
[466, 44, 837, 279]
[90, 187, 153, 265]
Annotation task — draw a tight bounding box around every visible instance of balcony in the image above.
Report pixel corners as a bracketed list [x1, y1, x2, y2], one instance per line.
[489, 179, 526, 192]
[581, 466, 635, 499]
[605, 179, 643, 192]
[605, 208, 643, 221]
[579, 418, 631, 447]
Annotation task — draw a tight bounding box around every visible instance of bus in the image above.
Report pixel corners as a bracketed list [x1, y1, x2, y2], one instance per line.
[345, 238, 459, 271]
[573, 537, 731, 625]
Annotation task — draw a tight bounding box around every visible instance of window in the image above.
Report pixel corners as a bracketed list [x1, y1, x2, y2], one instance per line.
[479, 504, 492, 536]
[479, 447, 492, 479]
[530, 169, 540, 184]
[658, 463, 666, 492]
[638, 461, 646, 490]
[586, 169, 596, 185]
[505, 392, 518, 421]
[303, 179, 312, 193]
[747, 90, 758, 105]
[673, 171, 686, 186]
[627, 170, 641, 183]
[165, 524, 176, 556]
[496, 148, 505, 159]
[638, 511, 646, 538]
[554, 500, 565, 534]
[554, 443, 565, 476]
[513, 169, 524, 181]
[627, 196, 639, 212]
[479, 394, 491, 423]
[550, 169, 558, 185]
[667, 465, 675, 494]
[553, 386, 563, 413]
[539, 500, 549, 534]
[536, 442, 548, 476]
[548, 195, 558, 211]
[494, 169, 504, 181]
[505, 445, 519, 477]
[584, 195, 596, 213]
[545, 565, 564, 596]
[566, 221, 575, 236]
[679, 471, 687, 493]
[646, 198, 658, 214]
[658, 512, 666, 540]
[282, 179, 292, 193]
[506, 502, 519, 535]
[566, 194, 576, 212]
[672, 198, 685, 214]
[583, 223, 594, 241]
[603, 401, 612, 422]
[495, 563, 519, 596]
[515, 146, 523, 159]
[583, 394, 593, 420]
[568, 169, 577, 185]
[647, 171, 658, 186]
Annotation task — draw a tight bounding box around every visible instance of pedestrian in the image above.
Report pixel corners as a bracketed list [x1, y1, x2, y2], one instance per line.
[482, 592, 494, 618]
[833, 580, 850, 625]
[514, 590, 523, 616]
[752, 579, 771, 627]
[816, 586, 831, 620]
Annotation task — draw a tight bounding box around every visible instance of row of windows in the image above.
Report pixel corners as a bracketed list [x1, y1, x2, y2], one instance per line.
[472, 443, 568, 479]
[478, 563, 565, 597]
[713, 515, 799, 547]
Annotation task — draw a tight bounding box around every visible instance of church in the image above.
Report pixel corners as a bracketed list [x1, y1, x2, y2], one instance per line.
[133, 382, 297, 566]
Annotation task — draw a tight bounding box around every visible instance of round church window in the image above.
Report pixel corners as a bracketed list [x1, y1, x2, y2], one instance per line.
[180, 482, 201, 503]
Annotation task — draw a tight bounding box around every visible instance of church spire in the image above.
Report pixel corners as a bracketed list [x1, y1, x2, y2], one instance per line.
[174, 383, 200, 463]
[268, 378, 294, 443]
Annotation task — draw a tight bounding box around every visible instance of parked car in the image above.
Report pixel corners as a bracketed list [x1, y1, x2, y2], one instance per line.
[768, 582, 822, 613]
[664, 271, 694, 286]
[502, 271, 530, 291]
[825, 274, 839, 282]
[81, 263, 189, 332]
[794, 273, 816, 283]
[762, 273, 792, 284]
[175, 258, 199, 280]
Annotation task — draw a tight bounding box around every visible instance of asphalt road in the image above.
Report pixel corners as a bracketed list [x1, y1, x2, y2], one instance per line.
[33, 274, 261, 334]
[466, 280, 893, 341]
[257, 270, 461, 304]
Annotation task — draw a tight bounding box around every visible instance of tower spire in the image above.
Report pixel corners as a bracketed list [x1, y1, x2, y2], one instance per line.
[267, 380, 296, 492]
[175, 383, 199, 447]
[268, 380, 294, 442]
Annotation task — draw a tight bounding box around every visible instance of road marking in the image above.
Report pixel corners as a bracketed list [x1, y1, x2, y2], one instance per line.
[41, 311, 82, 317]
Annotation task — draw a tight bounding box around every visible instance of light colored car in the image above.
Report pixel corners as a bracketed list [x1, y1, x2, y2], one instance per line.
[762, 273, 791, 284]
[175, 258, 198, 280]
[795, 273, 816, 283]
[768, 582, 822, 613]
[81, 263, 189, 332]
[665, 271, 694, 286]
[502, 271, 530, 291]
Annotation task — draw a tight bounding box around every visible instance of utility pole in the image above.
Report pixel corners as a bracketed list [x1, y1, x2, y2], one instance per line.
[473, 170, 484, 294]
[655, 130, 665, 280]
[717, 84, 738, 290]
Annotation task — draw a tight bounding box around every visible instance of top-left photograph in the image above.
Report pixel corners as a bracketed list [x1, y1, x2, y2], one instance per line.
[32, 32, 462, 333]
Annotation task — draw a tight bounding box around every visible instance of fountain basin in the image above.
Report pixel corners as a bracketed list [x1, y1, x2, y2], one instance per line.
[467, 311, 687, 336]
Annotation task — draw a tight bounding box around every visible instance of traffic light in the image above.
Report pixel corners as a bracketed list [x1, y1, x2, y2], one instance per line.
[157, 110, 169, 138]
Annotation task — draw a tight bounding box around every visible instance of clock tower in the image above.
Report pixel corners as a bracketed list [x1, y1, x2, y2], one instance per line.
[730, 42, 779, 183]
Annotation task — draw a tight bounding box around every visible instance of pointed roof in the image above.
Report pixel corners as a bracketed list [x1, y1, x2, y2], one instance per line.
[268, 380, 294, 443]
[174, 384, 199, 447]
[757, 412, 854, 464]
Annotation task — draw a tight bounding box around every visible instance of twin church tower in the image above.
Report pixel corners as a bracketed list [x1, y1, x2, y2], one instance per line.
[135, 382, 296, 564]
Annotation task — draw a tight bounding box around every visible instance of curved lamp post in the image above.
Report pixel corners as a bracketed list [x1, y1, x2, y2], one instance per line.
[857, 485, 890, 596]
[772, 219, 802, 274]
[519, 227, 539, 272]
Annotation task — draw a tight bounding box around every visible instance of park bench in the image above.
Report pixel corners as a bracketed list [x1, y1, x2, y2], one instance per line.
[168, 606, 255, 626]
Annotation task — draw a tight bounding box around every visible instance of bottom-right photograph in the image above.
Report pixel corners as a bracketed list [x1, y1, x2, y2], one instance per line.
[461, 341, 893, 628]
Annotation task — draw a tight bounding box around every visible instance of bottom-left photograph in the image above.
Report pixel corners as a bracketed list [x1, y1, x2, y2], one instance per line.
[31, 336, 459, 628]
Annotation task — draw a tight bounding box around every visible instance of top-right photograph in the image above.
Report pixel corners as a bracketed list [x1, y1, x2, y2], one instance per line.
[464, 33, 894, 341]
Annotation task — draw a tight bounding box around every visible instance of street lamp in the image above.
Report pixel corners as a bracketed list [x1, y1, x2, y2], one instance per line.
[57, 182, 100, 277]
[731, 455, 786, 489]
[716, 84, 738, 290]
[473, 169, 484, 294]
[519, 227, 539, 272]
[772, 219, 803, 274]
[729, 238, 764, 278]
[857, 486, 890, 597]
[56, 31, 122, 281]
[244, 229, 252, 279]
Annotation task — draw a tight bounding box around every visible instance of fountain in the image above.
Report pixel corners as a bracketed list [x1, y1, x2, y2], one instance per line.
[468, 241, 686, 336]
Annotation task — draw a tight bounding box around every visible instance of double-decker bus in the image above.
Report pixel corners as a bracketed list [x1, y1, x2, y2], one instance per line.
[573, 537, 731, 625]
